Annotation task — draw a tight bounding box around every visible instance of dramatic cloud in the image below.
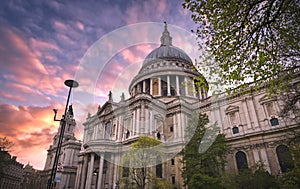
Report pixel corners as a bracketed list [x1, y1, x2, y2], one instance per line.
[0, 103, 63, 169]
[0, 0, 197, 169]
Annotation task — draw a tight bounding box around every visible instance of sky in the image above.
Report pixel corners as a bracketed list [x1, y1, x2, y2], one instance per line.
[0, 0, 200, 170]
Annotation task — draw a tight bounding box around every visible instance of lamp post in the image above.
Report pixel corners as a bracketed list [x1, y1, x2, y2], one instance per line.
[47, 80, 79, 189]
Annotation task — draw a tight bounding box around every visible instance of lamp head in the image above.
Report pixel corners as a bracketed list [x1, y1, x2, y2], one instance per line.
[64, 80, 79, 88]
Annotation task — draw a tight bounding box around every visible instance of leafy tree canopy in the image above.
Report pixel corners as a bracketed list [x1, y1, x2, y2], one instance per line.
[182, 113, 229, 189]
[183, 0, 300, 93]
[121, 136, 162, 189]
[0, 137, 13, 151]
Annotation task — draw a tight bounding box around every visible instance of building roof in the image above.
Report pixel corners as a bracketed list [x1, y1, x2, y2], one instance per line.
[142, 22, 193, 67]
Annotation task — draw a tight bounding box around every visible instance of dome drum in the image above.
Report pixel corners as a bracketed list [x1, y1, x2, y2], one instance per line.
[128, 23, 208, 100]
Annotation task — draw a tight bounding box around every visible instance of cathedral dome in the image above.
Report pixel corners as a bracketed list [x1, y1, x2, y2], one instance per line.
[129, 23, 208, 100]
[142, 23, 192, 68]
[142, 45, 193, 66]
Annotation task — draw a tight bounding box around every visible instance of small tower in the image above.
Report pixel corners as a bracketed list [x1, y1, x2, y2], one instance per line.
[160, 22, 172, 46]
[42, 105, 82, 189]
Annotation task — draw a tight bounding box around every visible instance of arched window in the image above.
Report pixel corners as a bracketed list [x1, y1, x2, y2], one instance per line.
[157, 132, 161, 140]
[235, 151, 248, 170]
[156, 156, 162, 178]
[104, 122, 111, 139]
[276, 145, 294, 173]
[126, 130, 130, 139]
[122, 161, 129, 177]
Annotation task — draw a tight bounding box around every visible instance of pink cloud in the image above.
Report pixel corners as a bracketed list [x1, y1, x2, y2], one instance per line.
[29, 38, 59, 51]
[0, 91, 25, 101]
[0, 103, 68, 169]
[53, 20, 68, 31]
[120, 48, 143, 63]
[0, 26, 80, 102]
[76, 21, 85, 31]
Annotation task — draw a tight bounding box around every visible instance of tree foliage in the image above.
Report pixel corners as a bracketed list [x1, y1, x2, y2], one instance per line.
[231, 167, 279, 189]
[121, 136, 162, 189]
[181, 113, 229, 189]
[0, 137, 14, 151]
[183, 0, 300, 93]
[0, 137, 14, 178]
[280, 132, 300, 188]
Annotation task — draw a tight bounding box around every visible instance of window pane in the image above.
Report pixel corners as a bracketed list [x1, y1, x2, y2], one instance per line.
[235, 151, 248, 170]
[232, 127, 239, 134]
[156, 157, 162, 178]
[152, 78, 159, 95]
[276, 145, 294, 172]
[270, 118, 279, 126]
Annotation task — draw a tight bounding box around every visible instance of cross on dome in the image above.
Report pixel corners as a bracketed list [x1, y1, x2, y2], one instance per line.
[160, 22, 172, 46]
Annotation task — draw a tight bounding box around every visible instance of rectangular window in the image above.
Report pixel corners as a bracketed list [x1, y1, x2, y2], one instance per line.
[171, 158, 175, 165]
[152, 78, 159, 95]
[170, 126, 173, 132]
[122, 162, 129, 177]
[179, 76, 185, 96]
[232, 127, 239, 134]
[172, 176, 175, 184]
[270, 117, 279, 126]
[145, 79, 150, 94]
[187, 77, 194, 96]
[170, 75, 176, 96]
[161, 75, 167, 96]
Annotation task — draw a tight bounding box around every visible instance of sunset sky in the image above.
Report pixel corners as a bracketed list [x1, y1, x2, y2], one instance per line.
[0, 0, 200, 170]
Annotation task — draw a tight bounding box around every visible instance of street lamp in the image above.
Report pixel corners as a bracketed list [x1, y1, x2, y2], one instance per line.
[47, 80, 79, 189]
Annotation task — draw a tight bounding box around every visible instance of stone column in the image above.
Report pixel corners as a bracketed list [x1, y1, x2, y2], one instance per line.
[80, 155, 89, 189]
[69, 149, 75, 165]
[143, 80, 146, 93]
[249, 97, 260, 129]
[192, 80, 196, 97]
[112, 154, 118, 189]
[74, 158, 83, 189]
[173, 114, 177, 139]
[85, 153, 95, 189]
[107, 155, 114, 188]
[141, 103, 145, 133]
[145, 107, 149, 134]
[198, 87, 202, 99]
[260, 148, 271, 173]
[176, 76, 180, 96]
[150, 78, 153, 95]
[97, 153, 104, 189]
[184, 77, 188, 96]
[132, 111, 136, 135]
[149, 109, 153, 134]
[158, 77, 161, 96]
[136, 107, 140, 134]
[177, 113, 182, 139]
[167, 75, 171, 96]
[243, 97, 252, 130]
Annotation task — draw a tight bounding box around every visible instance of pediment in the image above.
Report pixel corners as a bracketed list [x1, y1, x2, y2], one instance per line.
[98, 101, 118, 115]
[225, 105, 239, 114]
[259, 94, 277, 104]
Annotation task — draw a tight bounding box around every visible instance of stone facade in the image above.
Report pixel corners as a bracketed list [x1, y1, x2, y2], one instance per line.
[0, 151, 24, 189]
[74, 24, 299, 189]
[21, 163, 43, 189]
[43, 105, 82, 189]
